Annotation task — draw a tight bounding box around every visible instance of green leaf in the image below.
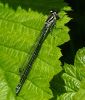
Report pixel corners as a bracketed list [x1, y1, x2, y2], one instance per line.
[0, 1, 70, 100]
[58, 48, 85, 100]
[73, 79, 85, 100]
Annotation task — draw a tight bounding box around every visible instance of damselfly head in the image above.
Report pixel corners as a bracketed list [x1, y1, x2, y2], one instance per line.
[50, 10, 59, 20]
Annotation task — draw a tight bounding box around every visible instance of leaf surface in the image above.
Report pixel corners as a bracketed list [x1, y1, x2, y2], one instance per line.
[58, 48, 85, 100]
[0, 1, 70, 100]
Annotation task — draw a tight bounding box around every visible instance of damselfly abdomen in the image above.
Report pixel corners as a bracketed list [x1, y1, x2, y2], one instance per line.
[16, 11, 59, 95]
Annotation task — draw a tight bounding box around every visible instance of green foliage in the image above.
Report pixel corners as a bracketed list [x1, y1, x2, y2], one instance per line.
[0, 1, 71, 100]
[58, 48, 85, 100]
[73, 80, 85, 100]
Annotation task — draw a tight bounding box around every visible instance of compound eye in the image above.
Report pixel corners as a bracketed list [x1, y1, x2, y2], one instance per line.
[50, 10, 53, 13]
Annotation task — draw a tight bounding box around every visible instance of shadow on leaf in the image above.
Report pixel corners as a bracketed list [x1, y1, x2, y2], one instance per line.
[50, 70, 66, 100]
[0, 0, 67, 14]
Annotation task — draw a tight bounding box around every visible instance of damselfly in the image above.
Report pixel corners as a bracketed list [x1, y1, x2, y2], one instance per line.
[16, 11, 59, 95]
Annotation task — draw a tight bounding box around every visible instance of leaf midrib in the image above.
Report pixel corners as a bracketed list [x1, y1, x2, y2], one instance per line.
[0, 17, 41, 32]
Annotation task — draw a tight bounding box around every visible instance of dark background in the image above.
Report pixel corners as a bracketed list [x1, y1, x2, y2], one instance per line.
[60, 0, 85, 64]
